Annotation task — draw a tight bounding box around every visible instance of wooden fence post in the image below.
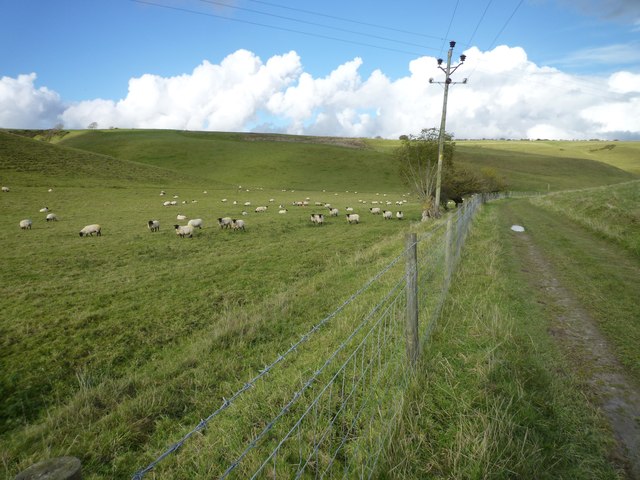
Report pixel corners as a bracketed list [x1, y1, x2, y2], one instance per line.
[445, 216, 453, 284]
[405, 233, 419, 366]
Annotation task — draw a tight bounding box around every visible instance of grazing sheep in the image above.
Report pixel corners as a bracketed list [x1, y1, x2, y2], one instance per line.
[160, 190, 166, 196]
[369, 207, 381, 215]
[255, 206, 268, 213]
[170, 201, 177, 206]
[346, 207, 354, 212]
[218, 217, 233, 229]
[48, 188, 53, 192]
[278, 209, 288, 214]
[39, 207, 49, 213]
[242, 211, 248, 216]
[221, 198, 228, 202]
[310, 213, 324, 225]
[174, 224, 194, 238]
[148, 220, 160, 232]
[163, 201, 171, 206]
[396, 211, 404, 220]
[46, 213, 58, 222]
[19, 219, 32, 230]
[2, 186, 9, 192]
[232, 219, 245, 231]
[79, 224, 101, 237]
[176, 214, 187, 221]
[329, 208, 339, 217]
[244, 201, 251, 206]
[188, 218, 203, 229]
[382, 210, 392, 220]
[346, 213, 360, 224]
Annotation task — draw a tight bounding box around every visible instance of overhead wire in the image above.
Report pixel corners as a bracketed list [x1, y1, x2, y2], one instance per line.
[246, 0, 444, 41]
[440, 0, 461, 55]
[131, 0, 434, 57]
[194, 0, 441, 52]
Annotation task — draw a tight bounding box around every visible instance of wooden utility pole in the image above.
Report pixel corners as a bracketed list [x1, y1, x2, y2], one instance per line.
[430, 41, 467, 217]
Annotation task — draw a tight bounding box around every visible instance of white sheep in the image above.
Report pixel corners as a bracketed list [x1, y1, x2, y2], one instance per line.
[163, 201, 171, 207]
[176, 214, 187, 221]
[79, 224, 101, 237]
[278, 209, 288, 214]
[382, 210, 392, 220]
[232, 219, 245, 231]
[329, 208, 339, 217]
[39, 207, 49, 213]
[370, 207, 381, 215]
[148, 220, 160, 232]
[19, 219, 32, 230]
[1, 186, 9, 192]
[310, 213, 324, 225]
[255, 206, 268, 213]
[188, 218, 203, 229]
[174, 224, 194, 238]
[46, 213, 58, 222]
[396, 211, 404, 220]
[346, 213, 360, 224]
[218, 217, 233, 229]
[346, 207, 354, 212]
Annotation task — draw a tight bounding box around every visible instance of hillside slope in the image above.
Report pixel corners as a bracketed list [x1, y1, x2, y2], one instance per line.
[0, 131, 203, 188]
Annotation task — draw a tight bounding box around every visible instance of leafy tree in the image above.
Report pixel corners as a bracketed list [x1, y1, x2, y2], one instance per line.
[88, 122, 98, 129]
[395, 128, 454, 220]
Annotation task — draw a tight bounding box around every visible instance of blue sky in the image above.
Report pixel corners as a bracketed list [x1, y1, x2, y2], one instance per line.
[1, 0, 639, 139]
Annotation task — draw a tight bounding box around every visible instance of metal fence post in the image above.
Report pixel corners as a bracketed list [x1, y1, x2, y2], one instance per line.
[405, 233, 419, 366]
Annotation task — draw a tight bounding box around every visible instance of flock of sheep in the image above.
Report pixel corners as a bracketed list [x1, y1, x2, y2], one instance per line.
[7, 186, 409, 239]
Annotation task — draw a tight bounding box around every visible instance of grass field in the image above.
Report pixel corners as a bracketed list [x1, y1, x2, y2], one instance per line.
[1, 130, 638, 478]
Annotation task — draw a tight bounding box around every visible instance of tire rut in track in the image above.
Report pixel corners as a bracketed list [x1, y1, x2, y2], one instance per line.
[513, 230, 640, 479]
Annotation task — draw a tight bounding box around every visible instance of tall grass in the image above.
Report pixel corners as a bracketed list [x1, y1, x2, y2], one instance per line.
[379, 203, 620, 478]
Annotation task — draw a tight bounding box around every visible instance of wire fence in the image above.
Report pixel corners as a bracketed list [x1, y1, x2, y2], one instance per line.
[132, 193, 498, 479]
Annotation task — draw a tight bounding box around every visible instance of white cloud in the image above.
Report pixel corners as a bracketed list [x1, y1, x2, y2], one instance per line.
[0, 73, 64, 129]
[1, 46, 639, 140]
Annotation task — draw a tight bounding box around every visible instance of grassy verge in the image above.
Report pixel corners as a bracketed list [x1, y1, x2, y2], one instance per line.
[498, 198, 640, 384]
[379, 202, 620, 478]
[530, 180, 640, 256]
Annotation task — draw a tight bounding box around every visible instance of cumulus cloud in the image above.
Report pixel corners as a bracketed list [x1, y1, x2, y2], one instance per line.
[0, 73, 64, 129]
[1, 46, 639, 140]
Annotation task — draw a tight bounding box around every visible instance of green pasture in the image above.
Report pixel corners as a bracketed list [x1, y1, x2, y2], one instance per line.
[1, 130, 638, 478]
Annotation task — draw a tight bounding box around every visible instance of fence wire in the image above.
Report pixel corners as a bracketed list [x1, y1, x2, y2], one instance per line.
[132, 193, 497, 479]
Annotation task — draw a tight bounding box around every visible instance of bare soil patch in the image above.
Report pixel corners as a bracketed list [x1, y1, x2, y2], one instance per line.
[514, 231, 640, 479]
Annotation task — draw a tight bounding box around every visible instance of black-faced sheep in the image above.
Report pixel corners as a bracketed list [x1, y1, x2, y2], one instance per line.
[369, 207, 381, 215]
[174, 224, 194, 238]
[46, 213, 58, 222]
[148, 220, 160, 232]
[19, 219, 32, 230]
[382, 210, 392, 220]
[346, 213, 360, 224]
[396, 211, 404, 220]
[79, 224, 101, 237]
[188, 218, 203, 229]
[218, 217, 232, 229]
[310, 213, 324, 225]
[232, 219, 245, 231]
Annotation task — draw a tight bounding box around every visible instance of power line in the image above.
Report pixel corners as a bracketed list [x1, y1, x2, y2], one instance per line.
[194, 0, 441, 52]
[440, 0, 461, 55]
[488, 0, 524, 50]
[131, 0, 431, 57]
[246, 0, 445, 41]
[466, 0, 493, 47]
